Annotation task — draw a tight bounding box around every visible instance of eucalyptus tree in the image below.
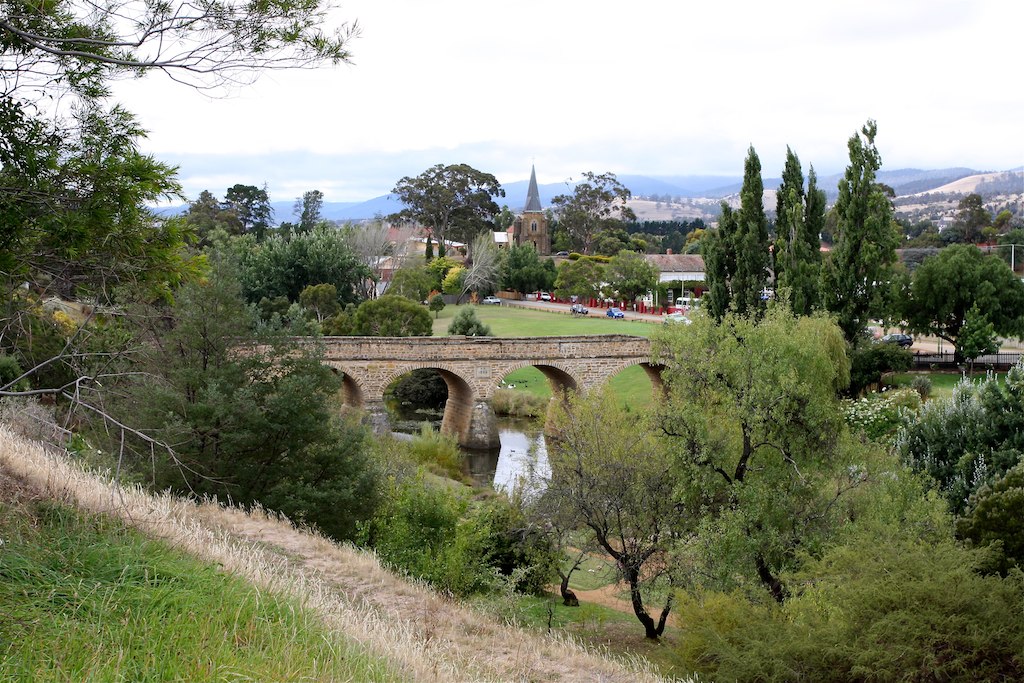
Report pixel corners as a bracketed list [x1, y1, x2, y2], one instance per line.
[550, 172, 636, 254]
[389, 164, 504, 254]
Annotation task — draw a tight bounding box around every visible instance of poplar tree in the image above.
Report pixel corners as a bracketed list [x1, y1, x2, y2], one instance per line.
[774, 149, 825, 316]
[701, 146, 770, 320]
[822, 120, 900, 343]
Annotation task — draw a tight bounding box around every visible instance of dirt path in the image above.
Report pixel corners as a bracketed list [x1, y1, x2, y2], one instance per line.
[0, 425, 671, 683]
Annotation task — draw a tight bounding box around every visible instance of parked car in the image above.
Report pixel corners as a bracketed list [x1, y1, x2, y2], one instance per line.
[481, 296, 502, 305]
[539, 292, 552, 301]
[880, 333, 913, 348]
[663, 312, 691, 325]
[570, 303, 589, 316]
[606, 307, 625, 319]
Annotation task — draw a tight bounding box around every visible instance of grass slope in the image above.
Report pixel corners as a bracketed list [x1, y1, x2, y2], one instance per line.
[0, 492, 398, 682]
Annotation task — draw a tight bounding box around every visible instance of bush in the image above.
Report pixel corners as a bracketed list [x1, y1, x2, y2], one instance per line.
[406, 423, 463, 479]
[428, 293, 445, 318]
[841, 387, 920, 442]
[676, 533, 1024, 682]
[447, 307, 491, 336]
[847, 342, 912, 396]
[910, 374, 933, 399]
[352, 295, 432, 336]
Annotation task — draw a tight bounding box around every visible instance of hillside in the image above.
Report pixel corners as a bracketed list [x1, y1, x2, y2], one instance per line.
[0, 423, 671, 683]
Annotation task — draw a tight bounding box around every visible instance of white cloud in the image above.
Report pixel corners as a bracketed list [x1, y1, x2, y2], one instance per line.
[115, 0, 1024, 202]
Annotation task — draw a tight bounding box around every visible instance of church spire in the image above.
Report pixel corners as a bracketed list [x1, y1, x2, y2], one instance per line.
[523, 165, 542, 212]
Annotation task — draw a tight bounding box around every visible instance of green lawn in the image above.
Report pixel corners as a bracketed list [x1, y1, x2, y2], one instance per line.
[433, 304, 659, 409]
[887, 370, 1006, 400]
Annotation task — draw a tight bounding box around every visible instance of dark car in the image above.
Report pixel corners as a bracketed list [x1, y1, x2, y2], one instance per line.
[880, 333, 913, 348]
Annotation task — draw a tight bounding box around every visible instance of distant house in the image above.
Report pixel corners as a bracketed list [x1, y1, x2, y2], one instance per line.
[644, 253, 705, 283]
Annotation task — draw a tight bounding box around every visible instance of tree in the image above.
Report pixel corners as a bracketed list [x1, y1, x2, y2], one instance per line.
[447, 307, 491, 336]
[232, 226, 369, 305]
[904, 245, 1024, 362]
[294, 190, 325, 233]
[121, 257, 380, 542]
[299, 283, 340, 323]
[182, 190, 243, 245]
[653, 305, 856, 602]
[821, 120, 901, 343]
[958, 303, 999, 370]
[501, 244, 556, 294]
[553, 257, 606, 301]
[224, 184, 273, 239]
[545, 389, 684, 639]
[605, 250, 658, 303]
[952, 193, 991, 244]
[773, 149, 825, 316]
[389, 164, 504, 252]
[550, 172, 636, 254]
[388, 264, 435, 302]
[428, 294, 446, 319]
[351, 295, 431, 336]
[345, 221, 403, 300]
[701, 147, 770, 320]
[459, 232, 503, 300]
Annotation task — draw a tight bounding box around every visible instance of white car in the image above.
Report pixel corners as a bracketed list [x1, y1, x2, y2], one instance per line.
[539, 292, 552, 301]
[481, 296, 502, 305]
[664, 312, 691, 325]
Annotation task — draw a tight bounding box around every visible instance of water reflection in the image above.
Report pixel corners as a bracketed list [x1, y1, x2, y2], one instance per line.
[386, 401, 549, 493]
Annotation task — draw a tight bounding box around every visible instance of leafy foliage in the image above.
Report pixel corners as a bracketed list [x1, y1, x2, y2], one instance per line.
[550, 172, 635, 254]
[957, 461, 1024, 574]
[822, 120, 901, 343]
[654, 305, 855, 601]
[389, 164, 504, 251]
[447, 307, 492, 336]
[774, 151, 825, 315]
[545, 389, 683, 639]
[352, 295, 432, 337]
[847, 341, 912, 396]
[904, 245, 1024, 362]
[500, 244, 556, 294]
[604, 250, 658, 303]
[898, 362, 1024, 516]
[232, 227, 369, 306]
[122, 259, 381, 542]
[676, 531, 1024, 682]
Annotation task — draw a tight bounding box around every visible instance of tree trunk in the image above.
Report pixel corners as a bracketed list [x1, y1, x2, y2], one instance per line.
[559, 573, 579, 606]
[755, 554, 787, 603]
[623, 565, 663, 640]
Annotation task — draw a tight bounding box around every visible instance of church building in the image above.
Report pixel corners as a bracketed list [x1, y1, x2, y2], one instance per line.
[512, 165, 550, 255]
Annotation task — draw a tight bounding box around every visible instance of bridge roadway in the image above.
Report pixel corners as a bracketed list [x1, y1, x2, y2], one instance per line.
[317, 334, 661, 450]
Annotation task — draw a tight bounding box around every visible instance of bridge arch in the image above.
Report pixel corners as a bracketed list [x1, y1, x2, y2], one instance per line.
[500, 361, 581, 397]
[380, 363, 496, 450]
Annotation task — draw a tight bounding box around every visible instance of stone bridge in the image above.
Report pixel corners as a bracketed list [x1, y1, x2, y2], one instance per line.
[318, 335, 660, 450]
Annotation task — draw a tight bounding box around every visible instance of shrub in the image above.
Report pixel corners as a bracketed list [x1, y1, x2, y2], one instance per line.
[406, 423, 463, 479]
[847, 343, 912, 396]
[390, 369, 447, 411]
[841, 387, 920, 442]
[352, 295, 432, 336]
[447, 307, 491, 336]
[676, 533, 1024, 682]
[910, 374, 933, 399]
[428, 293, 445, 318]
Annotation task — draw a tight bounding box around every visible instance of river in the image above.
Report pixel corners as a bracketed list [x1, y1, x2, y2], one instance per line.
[388, 405, 550, 493]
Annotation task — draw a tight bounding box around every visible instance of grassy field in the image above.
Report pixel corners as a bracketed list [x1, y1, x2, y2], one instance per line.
[432, 304, 659, 409]
[887, 370, 1006, 399]
[0, 498, 398, 682]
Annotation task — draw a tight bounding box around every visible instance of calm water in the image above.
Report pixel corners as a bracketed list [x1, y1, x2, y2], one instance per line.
[387, 403, 549, 492]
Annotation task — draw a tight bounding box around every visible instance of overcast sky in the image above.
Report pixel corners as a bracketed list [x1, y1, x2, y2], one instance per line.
[113, 0, 1024, 204]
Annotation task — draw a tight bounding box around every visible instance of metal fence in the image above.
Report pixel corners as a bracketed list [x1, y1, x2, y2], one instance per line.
[911, 351, 1022, 370]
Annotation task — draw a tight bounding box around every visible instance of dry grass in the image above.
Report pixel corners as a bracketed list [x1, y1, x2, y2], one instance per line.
[0, 420, 678, 682]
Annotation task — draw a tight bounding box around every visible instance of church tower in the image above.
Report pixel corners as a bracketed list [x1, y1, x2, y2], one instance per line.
[512, 165, 550, 255]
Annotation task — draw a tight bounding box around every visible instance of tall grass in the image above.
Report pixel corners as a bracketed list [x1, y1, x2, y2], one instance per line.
[492, 388, 549, 418]
[406, 422, 464, 478]
[0, 499, 398, 682]
[0, 423, 670, 682]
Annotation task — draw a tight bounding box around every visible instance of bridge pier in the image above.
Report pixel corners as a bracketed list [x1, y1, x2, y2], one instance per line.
[362, 401, 392, 437]
[462, 400, 500, 451]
